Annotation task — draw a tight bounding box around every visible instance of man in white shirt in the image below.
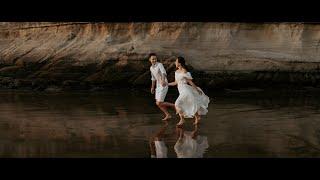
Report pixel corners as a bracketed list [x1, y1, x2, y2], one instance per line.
[149, 53, 175, 121]
[149, 122, 169, 158]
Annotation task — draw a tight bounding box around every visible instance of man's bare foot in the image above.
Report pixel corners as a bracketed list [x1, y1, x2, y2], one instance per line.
[162, 114, 172, 121]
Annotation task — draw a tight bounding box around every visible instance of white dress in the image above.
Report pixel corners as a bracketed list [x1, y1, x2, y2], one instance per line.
[174, 132, 209, 158]
[175, 71, 210, 118]
[150, 62, 169, 102]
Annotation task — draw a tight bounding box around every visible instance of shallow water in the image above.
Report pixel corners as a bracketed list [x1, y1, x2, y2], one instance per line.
[1, 88, 320, 158]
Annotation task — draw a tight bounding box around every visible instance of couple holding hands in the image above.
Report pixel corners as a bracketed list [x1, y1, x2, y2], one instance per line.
[149, 53, 210, 126]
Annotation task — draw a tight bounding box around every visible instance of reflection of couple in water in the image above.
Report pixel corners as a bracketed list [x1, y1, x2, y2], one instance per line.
[149, 122, 209, 158]
[149, 53, 210, 126]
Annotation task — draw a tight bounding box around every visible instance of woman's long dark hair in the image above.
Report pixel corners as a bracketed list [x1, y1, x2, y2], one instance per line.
[177, 56, 189, 71]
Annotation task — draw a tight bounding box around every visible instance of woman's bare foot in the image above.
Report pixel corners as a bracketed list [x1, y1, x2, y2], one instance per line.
[162, 114, 172, 121]
[176, 120, 185, 127]
[193, 120, 200, 125]
[193, 116, 201, 125]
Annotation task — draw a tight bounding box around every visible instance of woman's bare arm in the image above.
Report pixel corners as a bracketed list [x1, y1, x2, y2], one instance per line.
[160, 73, 167, 86]
[168, 81, 177, 86]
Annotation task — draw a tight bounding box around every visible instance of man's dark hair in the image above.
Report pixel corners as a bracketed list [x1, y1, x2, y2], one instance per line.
[148, 53, 157, 59]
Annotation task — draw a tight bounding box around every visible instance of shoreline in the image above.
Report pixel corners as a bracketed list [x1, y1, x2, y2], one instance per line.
[1, 70, 320, 92]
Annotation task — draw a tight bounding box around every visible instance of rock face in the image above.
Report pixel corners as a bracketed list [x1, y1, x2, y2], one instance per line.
[1, 22, 320, 90]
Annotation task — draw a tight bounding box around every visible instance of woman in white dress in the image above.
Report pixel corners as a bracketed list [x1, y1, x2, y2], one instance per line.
[168, 57, 210, 126]
[174, 125, 209, 158]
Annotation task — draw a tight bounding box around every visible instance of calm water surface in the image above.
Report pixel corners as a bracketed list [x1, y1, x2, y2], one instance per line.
[1, 88, 320, 158]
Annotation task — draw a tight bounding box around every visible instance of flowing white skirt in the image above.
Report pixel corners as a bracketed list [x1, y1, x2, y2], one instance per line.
[174, 132, 209, 158]
[175, 84, 210, 118]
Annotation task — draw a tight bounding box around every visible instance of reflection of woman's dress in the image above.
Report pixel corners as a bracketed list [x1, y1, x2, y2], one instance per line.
[174, 131, 209, 158]
[175, 71, 210, 118]
[151, 141, 168, 158]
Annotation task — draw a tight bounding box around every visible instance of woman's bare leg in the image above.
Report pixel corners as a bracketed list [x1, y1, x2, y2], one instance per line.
[194, 112, 201, 125]
[176, 106, 185, 126]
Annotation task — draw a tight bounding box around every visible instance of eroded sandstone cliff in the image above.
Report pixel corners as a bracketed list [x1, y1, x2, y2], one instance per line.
[1, 22, 320, 90]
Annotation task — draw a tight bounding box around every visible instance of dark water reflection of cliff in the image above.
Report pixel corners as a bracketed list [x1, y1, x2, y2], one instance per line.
[1, 89, 320, 157]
